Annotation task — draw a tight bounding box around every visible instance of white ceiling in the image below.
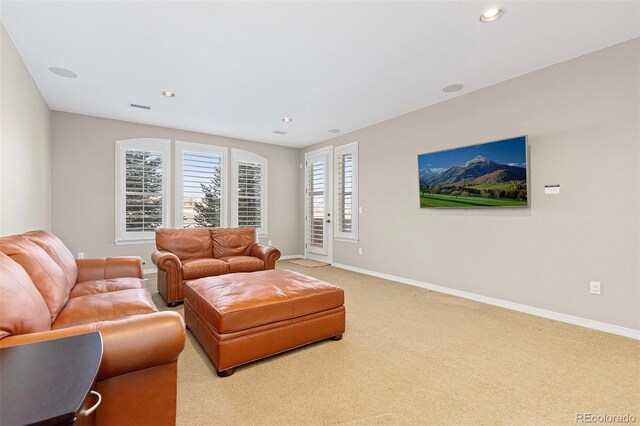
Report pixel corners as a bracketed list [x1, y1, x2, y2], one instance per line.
[1, 1, 638, 148]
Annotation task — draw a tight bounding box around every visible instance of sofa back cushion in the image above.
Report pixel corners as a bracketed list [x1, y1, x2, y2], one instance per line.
[211, 227, 257, 258]
[0, 236, 70, 322]
[23, 230, 78, 290]
[156, 228, 213, 260]
[0, 252, 51, 339]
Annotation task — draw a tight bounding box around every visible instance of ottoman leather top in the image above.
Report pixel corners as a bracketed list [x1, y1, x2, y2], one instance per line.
[185, 269, 344, 333]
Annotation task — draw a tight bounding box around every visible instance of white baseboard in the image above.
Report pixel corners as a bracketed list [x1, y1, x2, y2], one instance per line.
[280, 254, 304, 260]
[331, 262, 640, 340]
[143, 268, 156, 275]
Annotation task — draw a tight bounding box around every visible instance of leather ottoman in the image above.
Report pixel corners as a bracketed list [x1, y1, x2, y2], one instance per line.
[184, 269, 345, 377]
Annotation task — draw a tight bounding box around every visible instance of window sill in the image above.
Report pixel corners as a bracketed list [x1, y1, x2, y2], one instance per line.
[334, 237, 358, 243]
[114, 239, 155, 246]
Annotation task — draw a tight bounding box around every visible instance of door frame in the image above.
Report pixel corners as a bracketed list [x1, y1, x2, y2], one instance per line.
[304, 145, 333, 264]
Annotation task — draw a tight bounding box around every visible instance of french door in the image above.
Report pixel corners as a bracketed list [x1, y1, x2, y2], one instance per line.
[304, 146, 333, 263]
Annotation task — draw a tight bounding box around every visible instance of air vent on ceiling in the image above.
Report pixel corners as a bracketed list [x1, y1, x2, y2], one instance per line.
[273, 130, 289, 135]
[129, 103, 151, 110]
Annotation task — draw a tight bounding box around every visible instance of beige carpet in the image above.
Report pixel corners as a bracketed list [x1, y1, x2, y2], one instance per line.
[287, 258, 330, 268]
[149, 262, 639, 425]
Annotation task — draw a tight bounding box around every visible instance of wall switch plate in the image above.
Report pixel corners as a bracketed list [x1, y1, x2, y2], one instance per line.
[358, 248, 363, 255]
[590, 281, 601, 295]
[77, 252, 84, 259]
[268, 240, 272, 246]
[359, 207, 363, 214]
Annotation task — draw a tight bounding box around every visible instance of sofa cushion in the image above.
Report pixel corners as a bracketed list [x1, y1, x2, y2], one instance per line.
[182, 258, 229, 280]
[156, 228, 213, 260]
[211, 227, 257, 258]
[70, 277, 147, 298]
[0, 236, 70, 322]
[219, 256, 264, 273]
[0, 253, 51, 339]
[52, 289, 158, 329]
[23, 230, 78, 290]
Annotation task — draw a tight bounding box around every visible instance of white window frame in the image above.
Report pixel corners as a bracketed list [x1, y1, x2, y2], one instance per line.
[334, 141, 358, 242]
[231, 148, 268, 236]
[115, 138, 171, 244]
[175, 141, 228, 229]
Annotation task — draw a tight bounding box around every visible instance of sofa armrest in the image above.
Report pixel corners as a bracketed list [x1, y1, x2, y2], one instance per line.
[151, 250, 182, 272]
[76, 257, 143, 282]
[0, 312, 185, 380]
[250, 244, 281, 270]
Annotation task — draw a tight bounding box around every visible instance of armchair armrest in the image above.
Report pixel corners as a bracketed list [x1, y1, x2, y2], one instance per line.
[250, 244, 281, 270]
[151, 250, 182, 272]
[0, 312, 185, 380]
[76, 257, 143, 282]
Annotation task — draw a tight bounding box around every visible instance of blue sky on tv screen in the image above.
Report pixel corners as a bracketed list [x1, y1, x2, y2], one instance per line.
[418, 136, 527, 170]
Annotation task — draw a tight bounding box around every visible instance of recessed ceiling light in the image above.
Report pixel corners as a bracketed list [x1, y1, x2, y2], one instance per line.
[442, 84, 464, 93]
[480, 8, 503, 22]
[49, 67, 77, 78]
[328, 129, 341, 133]
[162, 91, 175, 97]
[281, 117, 293, 123]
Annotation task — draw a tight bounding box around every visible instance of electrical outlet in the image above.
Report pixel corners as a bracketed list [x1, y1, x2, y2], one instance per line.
[359, 206, 363, 214]
[590, 281, 601, 295]
[77, 252, 84, 259]
[358, 248, 363, 255]
[268, 240, 272, 246]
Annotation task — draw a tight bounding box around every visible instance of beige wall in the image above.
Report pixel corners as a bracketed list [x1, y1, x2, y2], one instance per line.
[51, 112, 303, 267]
[0, 22, 51, 235]
[303, 39, 640, 330]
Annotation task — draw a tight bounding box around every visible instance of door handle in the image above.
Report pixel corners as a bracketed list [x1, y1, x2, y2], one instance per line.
[326, 220, 331, 223]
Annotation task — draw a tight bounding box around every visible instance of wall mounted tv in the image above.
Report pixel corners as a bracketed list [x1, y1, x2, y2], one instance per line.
[418, 136, 528, 208]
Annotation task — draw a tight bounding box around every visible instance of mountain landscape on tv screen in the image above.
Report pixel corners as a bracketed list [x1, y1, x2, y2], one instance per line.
[418, 140, 528, 208]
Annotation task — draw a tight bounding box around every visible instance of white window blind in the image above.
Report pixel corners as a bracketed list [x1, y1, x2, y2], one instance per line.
[308, 160, 325, 248]
[231, 149, 268, 236]
[175, 141, 227, 228]
[335, 142, 358, 241]
[116, 139, 170, 243]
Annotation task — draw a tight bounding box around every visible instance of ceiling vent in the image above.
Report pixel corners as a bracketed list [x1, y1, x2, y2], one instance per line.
[129, 103, 151, 110]
[273, 130, 289, 135]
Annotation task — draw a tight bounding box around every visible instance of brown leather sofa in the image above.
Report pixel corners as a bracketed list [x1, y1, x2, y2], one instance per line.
[152, 227, 281, 306]
[0, 230, 185, 426]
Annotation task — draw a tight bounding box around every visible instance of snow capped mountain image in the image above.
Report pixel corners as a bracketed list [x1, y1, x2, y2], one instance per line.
[417, 136, 528, 208]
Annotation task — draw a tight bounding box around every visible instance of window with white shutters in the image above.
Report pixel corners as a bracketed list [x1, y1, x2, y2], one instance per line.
[231, 149, 267, 236]
[175, 141, 227, 228]
[335, 142, 358, 241]
[116, 138, 171, 243]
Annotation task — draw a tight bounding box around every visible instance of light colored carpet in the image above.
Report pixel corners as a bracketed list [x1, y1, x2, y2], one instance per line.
[287, 258, 330, 268]
[148, 262, 639, 425]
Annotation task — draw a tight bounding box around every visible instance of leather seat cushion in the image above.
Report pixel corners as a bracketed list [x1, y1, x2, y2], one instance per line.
[182, 258, 229, 280]
[52, 289, 159, 329]
[70, 277, 147, 298]
[185, 269, 344, 333]
[219, 256, 264, 273]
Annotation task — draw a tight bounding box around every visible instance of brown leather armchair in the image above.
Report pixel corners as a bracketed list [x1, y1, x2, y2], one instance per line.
[152, 227, 281, 306]
[0, 231, 185, 426]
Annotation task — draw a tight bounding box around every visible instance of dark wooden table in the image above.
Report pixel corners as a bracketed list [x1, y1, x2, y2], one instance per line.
[0, 332, 103, 426]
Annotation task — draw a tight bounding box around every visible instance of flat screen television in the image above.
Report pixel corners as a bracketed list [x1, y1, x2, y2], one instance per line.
[418, 135, 528, 208]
